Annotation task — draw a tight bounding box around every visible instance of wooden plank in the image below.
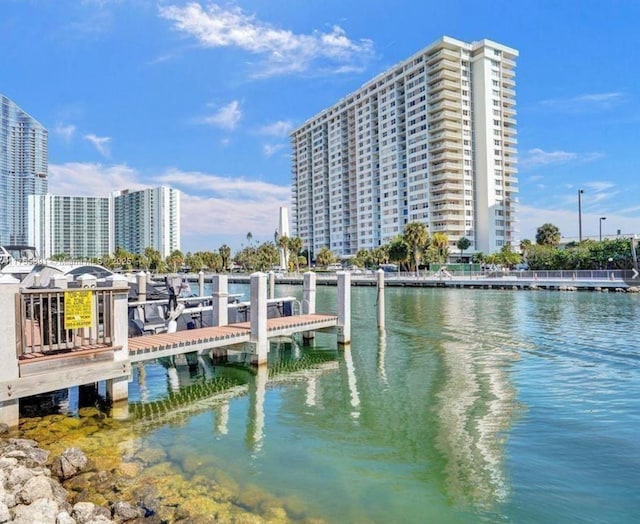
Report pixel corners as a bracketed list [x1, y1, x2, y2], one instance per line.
[0, 360, 131, 402]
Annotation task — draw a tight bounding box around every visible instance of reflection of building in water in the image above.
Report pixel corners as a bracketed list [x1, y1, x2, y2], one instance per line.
[433, 291, 519, 509]
[246, 364, 267, 454]
[343, 347, 361, 419]
[377, 331, 388, 386]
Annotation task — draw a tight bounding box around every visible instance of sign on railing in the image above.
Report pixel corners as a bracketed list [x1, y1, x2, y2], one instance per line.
[18, 288, 117, 358]
[63, 290, 94, 329]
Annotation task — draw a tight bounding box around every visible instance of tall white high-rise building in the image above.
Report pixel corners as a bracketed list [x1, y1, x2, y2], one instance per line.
[28, 195, 111, 259]
[111, 186, 180, 258]
[291, 36, 518, 258]
[0, 95, 48, 245]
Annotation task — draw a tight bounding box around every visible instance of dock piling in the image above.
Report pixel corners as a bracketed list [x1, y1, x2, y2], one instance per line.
[0, 276, 20, 427]
[208, 274, 229, 327]
[250, 272, 268, 364]
[105, 275, 131, 412]
[302, 272, 316, 344]
[337, 271, 351, 345]
[376, 269, 385, 330]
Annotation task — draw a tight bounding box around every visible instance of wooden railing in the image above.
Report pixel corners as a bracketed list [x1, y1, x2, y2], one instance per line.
[17, 287, 118, 358]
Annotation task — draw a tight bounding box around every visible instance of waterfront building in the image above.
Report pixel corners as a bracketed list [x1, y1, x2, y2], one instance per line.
[27, 194, 111, 259]
[291, 36, 518, 257]
[0, 95, 48, 245]
[111, 186, 180, 257]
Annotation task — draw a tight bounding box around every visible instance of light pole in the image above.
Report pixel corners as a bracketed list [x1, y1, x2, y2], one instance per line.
[578, 189, 584, 242]
[599, 217, 606, 242]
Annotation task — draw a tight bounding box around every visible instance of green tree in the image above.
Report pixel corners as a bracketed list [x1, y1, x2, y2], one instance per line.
[353, 249, 371, 269]
[218, 245, 231, 271]
[388, 236, 410, 271]
[144, 247, 164, 272]
[316, 247, 336, 268]
[166, 249, 184, 272]
[429, 232, 450, 264]
[536, 223, 561, 246]
[456, 237, 471, 262]
[289, 236, 303, 273]
[403, 221, 429, 274]
[370, 246, 389, 267]
[520, 239, 533, 258]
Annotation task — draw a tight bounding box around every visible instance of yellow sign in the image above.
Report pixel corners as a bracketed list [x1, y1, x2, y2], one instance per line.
[64, 290, 94, 329]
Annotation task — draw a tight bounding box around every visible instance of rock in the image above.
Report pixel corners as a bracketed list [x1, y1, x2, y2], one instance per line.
[52, 448, 89, 480]
[0, 424, 9, 436]
[17, 474, 54, 504]
[12, 497, 59, 524]
[56, 510, 76, 524]
[112, 501, 143, 522]
[0, 502, 10, 523]
[72, 501, 97, 523]
[7, 465, 35, 490]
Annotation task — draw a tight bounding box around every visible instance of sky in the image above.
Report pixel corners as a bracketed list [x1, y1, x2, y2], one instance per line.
[2, 0, 639, 253]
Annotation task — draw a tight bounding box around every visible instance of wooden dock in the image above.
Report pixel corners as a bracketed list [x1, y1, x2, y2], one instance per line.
[127, 314, 338, 362]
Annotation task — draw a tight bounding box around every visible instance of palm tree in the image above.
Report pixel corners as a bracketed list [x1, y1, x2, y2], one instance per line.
[246, 232, 253, 247]
[289, 236, 303, 273]
[403, 221, 429, 274]
[388, 236, 409, 271]
[218, 244, 231, 271]
[456, 236, 471, 262]
[536, 223, 561, 246]
[431, 232, 450, 263]
[316, 247, 336, 268]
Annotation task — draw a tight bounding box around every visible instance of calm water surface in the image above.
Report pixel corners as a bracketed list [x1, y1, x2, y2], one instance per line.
[46, 286, 640, 522]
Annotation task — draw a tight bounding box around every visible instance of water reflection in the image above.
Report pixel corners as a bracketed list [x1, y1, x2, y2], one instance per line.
[343, 346, 361, 419]
[432, 291, 519, 509]
[377, 330, 388, 385]
[246, 364, 267, 454]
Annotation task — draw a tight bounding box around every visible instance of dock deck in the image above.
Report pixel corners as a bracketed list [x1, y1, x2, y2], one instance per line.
[128, 313, 338, 362]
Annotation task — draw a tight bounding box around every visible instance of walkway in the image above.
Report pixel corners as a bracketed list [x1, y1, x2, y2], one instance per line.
[128, 314, 338, 362]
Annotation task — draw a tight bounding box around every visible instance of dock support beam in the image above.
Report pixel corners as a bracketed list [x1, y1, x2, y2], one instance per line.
[302, 272, 316, 344]
[250, 272, 268, 365]
[136, 271, 147, 303]
[208, 274, 229, 327]
[376, 269, 385, 330]
[0, 276, 20, 427]
[105, 275, 131, 416]
[337, 271, 351, 345]
[268, 271, 276, 300]
[198, 270, 205, 298]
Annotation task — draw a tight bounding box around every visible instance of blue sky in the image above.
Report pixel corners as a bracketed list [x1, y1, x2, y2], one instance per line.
[3, 0, 639, 253]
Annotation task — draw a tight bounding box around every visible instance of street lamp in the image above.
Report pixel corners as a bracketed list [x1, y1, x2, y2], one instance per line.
[578, 189, 584, 242]
[599, 217, 606, 242]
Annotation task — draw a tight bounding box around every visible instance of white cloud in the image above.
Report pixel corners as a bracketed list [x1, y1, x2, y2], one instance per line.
[263, 143, 287, 158]
[540, 92, 624, 111]
[48, 163, 145, 196]
[84, 133, 111, 156]
[159, 2, 374, 77]
[258, 120, 294, 137]
[520, 148, 603, 168]
[53, 123, 76, 143]
[199, 100, 242, 130]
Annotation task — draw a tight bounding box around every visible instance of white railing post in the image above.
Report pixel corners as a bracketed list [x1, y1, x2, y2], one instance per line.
[198, 270, 205, 298]
[250, 272, 268, 364]
[302, 271, 316, 343]
[268, 271, 276, 300]
[105, 275, 130, 412]
[376, 268, 385, 330]
[0, 276, 21, 427]
[208, 274, 228, 327]
[136, 271, 147, 302]
[337, 271, 351, 345]
[77, 274, 98, 344]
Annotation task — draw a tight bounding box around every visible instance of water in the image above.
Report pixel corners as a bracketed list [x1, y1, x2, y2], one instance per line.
[22, 286, 640, 522]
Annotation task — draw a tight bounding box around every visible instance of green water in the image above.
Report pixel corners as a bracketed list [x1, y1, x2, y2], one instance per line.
[24, 286, 640, 522]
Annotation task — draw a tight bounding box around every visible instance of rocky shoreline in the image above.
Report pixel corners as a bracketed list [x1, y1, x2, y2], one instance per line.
[0, 425, 142, 523]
